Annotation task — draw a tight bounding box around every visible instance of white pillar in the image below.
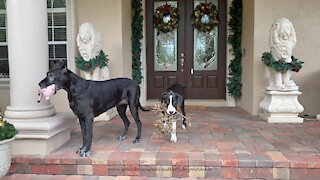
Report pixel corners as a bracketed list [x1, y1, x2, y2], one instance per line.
[5, 0, 55, 118]
[4, 0, 76, 155]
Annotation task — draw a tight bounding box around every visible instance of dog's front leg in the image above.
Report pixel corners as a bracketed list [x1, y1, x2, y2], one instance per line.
[76, 119, 87, 154]
[181, 101, 187, 129]
[80, 117, 93, 157]
[170, 121, 177, 143]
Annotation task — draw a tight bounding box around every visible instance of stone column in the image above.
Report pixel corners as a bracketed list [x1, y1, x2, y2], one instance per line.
[4, 0, 76, 155]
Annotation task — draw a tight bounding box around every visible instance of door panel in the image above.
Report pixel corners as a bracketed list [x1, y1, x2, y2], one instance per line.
[147, 0, 226, 99]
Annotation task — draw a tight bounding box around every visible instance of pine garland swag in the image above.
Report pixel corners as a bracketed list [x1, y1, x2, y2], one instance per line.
[132, 0, 143, 84]
[227, 0, 243, 98]
[261, 52, 303, 72]
[75, 51, 109, 72]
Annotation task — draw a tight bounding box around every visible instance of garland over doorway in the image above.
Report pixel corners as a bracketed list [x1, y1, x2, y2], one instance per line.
[132, 0, 143, 84]
[227, 0, 243, 98]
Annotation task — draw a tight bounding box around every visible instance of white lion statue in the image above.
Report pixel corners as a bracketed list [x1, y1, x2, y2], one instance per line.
[76, 22, 110, 81]
[265, 18, 297, 90]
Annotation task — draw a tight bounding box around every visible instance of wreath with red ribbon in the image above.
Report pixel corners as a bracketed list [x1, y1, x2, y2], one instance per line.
[154, 4, 180, 33]
[192, 2, 219, 32]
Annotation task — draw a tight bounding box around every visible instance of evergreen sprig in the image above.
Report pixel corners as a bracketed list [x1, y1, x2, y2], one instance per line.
[227, 0, 243, 98]
[132, 0, 143, 84]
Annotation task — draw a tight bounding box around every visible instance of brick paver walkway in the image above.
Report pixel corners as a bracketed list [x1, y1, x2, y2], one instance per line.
[8, 107, 320, 179]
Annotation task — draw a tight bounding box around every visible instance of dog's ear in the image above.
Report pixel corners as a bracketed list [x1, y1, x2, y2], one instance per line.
[160, 92, 168, 103]
[53, 60, 67, 69]
[53, 60, 68, 73]
[176, 93, 183, 106]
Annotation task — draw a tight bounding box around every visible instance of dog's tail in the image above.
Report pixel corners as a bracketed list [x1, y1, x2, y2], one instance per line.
[183, 70, 195, 89]
[139, 103, 149, 112]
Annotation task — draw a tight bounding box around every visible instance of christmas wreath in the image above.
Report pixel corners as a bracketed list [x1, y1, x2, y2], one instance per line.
[75, 51, 109, 72]
[261, 52, 303, 72]
[154, 3, 180, 33]
[192, 2, 219, 32]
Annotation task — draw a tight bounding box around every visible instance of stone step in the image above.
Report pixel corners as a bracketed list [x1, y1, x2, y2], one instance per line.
[10, 152, 320, 179]
[3, 174, 199, 180]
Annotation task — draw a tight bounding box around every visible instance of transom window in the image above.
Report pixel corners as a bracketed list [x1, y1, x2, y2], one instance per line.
[0, 0, 67, 78]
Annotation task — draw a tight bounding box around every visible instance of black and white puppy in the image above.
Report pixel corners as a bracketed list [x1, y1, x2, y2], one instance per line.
[160, 84, 186, 143]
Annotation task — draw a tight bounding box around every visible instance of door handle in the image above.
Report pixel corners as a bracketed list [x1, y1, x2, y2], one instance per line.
[180, 53, 185, 72]
[180, 58, 184, 67]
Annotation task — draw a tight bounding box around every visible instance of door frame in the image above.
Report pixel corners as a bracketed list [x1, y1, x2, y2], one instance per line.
[139, 0, 236, 106]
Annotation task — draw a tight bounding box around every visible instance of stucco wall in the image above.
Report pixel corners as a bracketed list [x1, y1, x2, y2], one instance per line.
[0, 80, 10, 112]
[238, 0, 255, 114]
[76, 0, 131, 79]
[239, 0, 320, 116]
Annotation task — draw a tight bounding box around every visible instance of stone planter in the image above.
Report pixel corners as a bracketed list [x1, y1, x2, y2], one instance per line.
[0, 136, 15, 178]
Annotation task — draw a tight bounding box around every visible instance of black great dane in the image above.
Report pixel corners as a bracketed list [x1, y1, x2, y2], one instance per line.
[38, 62, 148, 157]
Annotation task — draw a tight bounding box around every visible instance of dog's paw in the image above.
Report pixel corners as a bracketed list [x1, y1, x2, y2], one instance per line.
[118, 135, 127, 141]
[133, 138, 140, 144]
[80, 150, 91, 157]
[170, 134, 177, 143]
[76, 147, 85, 154]
[182, 124, 186, 129]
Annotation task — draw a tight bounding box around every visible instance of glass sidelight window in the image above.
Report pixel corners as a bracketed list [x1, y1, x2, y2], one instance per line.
[0, 0, 8, 78]
[47, 0, 67, 69]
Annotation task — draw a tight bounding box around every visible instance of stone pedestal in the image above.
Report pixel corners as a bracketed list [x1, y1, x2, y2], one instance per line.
[260, 90, 304, 123]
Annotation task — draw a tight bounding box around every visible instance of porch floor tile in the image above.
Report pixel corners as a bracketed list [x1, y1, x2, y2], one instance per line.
[10, 107, 320, 179]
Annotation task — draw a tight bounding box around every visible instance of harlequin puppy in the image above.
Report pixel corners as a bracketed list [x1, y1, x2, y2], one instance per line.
[38, 61, 148, 157]
[160, 84, 186, 143]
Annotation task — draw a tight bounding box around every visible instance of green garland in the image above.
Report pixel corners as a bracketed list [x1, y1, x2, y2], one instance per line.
[154, 4, 179, 33]
[192, 2, 219, 32]
[75, 51, 109, 72]
[132, 0, 143, 84]
[227, 0, 243, 98]
[261, 52, 303, 72]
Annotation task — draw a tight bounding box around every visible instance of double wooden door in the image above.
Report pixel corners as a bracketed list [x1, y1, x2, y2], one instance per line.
[146, 0, 226, 99]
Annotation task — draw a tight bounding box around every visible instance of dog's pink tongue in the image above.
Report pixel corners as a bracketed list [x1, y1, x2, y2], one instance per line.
[40, 84, 55, 101]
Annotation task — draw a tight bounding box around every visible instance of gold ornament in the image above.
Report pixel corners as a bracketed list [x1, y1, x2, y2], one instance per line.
[0, 120, 5, 127]
[0, 114, 4, 127]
